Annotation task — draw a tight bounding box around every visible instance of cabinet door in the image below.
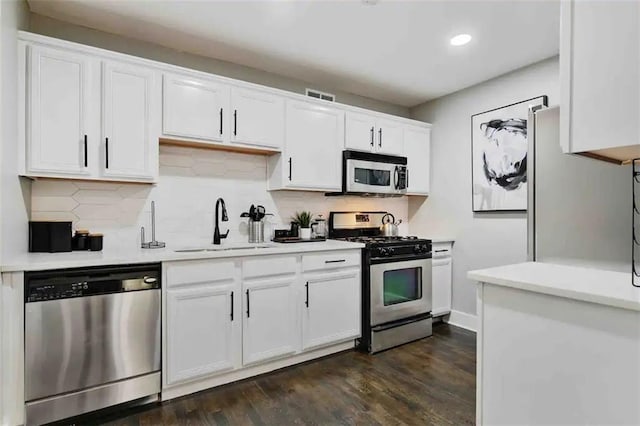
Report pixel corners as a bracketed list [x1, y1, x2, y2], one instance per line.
[432, 257, 452, 317]
[376, 118, 404, 156]
[285, 100, 344, 191]
[302, 270, 360, 351]
[27, 45, 93, 176]
[166, 285, 237, 385]
[345, 111, 376, 152]
[163, 73, 230, 143]
[230, 87, 284, 150]
[243, 277, 296, 365]
[405, 126, 431, 195]
[560, 0, 639, 153]
[102, 60, 156, 180]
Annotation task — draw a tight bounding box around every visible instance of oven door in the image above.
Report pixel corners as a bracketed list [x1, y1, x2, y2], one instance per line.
[346, 159, 405, 195]
[369, 257, 432, 326]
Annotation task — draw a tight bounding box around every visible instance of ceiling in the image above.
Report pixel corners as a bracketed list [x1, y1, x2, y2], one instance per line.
[27, 0, 560, 107]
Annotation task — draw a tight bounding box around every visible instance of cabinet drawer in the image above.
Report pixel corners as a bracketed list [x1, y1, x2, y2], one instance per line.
[302, 250, 360, 272]
[242, 255, 297, 279]
[432, 242, 452, 258]
[166, 260, 236, 287]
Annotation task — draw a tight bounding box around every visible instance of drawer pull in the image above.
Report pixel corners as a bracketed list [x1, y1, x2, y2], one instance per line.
[435, 249, 449, 253]
[325, 259, 346, 264]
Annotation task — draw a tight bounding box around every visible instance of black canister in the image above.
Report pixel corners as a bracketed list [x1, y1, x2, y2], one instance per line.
[72, 230, 90, 251]
[88, 234, 103, 251]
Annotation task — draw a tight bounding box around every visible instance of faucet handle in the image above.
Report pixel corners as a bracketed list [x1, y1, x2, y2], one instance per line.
[222, 229, 229, 239]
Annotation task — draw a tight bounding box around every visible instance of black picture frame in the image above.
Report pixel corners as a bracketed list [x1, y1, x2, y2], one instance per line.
[471, 95, 548, 213]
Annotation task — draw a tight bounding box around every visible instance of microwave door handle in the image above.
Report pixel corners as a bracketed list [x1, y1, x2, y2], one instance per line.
[393, 166, 399, 190]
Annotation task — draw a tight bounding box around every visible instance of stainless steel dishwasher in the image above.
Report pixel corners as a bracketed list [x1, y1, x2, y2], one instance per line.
[24, 263, 161, 425]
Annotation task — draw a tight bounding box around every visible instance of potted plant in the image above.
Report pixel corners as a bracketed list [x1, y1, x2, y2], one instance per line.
[292, 211, 314, 239]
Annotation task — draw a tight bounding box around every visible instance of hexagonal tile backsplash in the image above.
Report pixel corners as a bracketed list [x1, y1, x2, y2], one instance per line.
[31, 146, 409, 251]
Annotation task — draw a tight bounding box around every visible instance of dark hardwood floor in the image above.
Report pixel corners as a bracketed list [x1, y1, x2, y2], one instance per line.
[90, 323, 475, 426]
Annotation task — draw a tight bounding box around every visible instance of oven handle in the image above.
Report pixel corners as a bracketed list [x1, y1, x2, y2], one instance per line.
[393, 166, 399, 190]
[369, 254, 432, 265]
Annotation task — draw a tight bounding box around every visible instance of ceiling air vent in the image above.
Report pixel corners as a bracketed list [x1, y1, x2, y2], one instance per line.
[306, 88, 335, 102]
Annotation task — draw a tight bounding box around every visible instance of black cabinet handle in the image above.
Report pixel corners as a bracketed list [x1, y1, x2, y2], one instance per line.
[288, 157, 292, 181]
[233, 109, 237, 136]
[435, 249, 449, 253]
[83, 135, 88, 167]
[246, 289, 250, 318]
[219, 108, 223, 135]
[325, 259, 346, 264]
[105, 137, 109, 169]
[305, 281, 309, 308]
[378, 128, 382, 148]
[230, 291, 234, 321]
[370, 126, 374, 147]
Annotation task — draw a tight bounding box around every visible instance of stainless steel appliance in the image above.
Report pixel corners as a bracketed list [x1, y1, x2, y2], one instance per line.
[326, 151, 408, 197]
[329, 211, 432, 353]
[527, 106, 630, 270]
[24, 263, 161, 425]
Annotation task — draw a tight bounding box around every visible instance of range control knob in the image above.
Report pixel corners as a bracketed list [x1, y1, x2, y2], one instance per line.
[421, 244, 430, 253]
[414, 244, 423, 253]
[386, 247, 395, 256]
[378, 247, 388, 256]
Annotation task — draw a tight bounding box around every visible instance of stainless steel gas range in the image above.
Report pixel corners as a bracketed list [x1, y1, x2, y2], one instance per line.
[329, 211, 432, 353]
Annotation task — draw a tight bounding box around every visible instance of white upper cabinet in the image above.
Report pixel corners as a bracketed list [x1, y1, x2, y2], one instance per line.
[376, 117, 404, 156]
[22, 41, 159, 183]
[278, 100, 344, 191]
[163, 73, 230, 143]
[404, 125, 431, 195]
[345, 111, 377, 152]
[27, 44, 94, 177]
[560, 0, 640, 161]
[102, 60, 157, 180]
[345, 112, 404, 156]
[230, 87, 284, 150]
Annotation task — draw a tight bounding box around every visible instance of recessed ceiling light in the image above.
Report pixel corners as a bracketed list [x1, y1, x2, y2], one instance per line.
[362, 0, 379, 5]
[450, 34, 472, 46]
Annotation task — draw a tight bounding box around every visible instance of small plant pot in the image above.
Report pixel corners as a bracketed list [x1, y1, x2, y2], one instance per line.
[299, 228, 312, 240]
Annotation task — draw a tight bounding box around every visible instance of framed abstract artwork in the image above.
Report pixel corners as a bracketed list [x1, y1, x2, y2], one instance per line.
[471, 95, 548, 212]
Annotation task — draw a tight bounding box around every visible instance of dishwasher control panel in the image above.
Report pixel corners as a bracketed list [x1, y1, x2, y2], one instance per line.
[26, 282, 89, 302]
[25, 263, 161, 302]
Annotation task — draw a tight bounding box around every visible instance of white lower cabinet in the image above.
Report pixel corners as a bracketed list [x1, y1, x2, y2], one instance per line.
[431, 242, 453, 317]
[163, 249, 361, 396]
[164, 260, 241, 386]
[166, 284, 238, 385]
[243, 276, 297, 365]
[302, 269, 361, 350]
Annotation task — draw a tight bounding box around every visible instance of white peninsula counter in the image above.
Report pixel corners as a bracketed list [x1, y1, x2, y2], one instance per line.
[468, 262, 640, 426]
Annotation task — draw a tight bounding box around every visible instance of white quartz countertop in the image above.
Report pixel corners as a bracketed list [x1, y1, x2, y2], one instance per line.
[468, 261, 640, 312]
[1, 240, 365, 272]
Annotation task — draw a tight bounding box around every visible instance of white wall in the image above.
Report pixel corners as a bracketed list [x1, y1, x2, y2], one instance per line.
[1, 0, 30, 260]
[409, 57, 559, 316]
[31, 146, 409, 253]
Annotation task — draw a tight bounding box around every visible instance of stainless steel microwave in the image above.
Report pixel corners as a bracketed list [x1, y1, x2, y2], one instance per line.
[327, 150, 408, 197]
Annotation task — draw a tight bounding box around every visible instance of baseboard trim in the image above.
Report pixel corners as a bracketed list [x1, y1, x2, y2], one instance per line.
[443, 310, 477, 332]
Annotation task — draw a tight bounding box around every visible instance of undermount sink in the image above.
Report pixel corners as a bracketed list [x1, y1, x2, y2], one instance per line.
[174, 244, 274, 253]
